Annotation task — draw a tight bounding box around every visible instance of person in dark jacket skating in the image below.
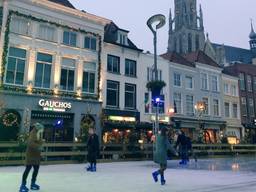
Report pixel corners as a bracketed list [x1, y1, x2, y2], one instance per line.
[86, 128, 100, 172]
[19, 123, 44, 192]
[152, 128, 175, 185]
[175, 130, 188, 165]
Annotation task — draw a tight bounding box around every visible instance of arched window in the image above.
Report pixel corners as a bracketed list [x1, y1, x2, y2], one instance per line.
[174, 37, 177, 52]
[188, 33, 192, 52]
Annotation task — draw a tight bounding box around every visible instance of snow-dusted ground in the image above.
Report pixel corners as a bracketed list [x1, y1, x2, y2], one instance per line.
[1, 156, 256, 192]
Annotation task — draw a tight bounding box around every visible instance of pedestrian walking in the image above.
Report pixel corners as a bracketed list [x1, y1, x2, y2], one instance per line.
[19, 123, 44, 192]
[86, 128, 100, 172]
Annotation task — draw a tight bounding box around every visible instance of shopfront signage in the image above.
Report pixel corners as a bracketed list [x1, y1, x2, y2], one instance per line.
[38, 99, 72, 112]
[151, 115, 169, 123]
[109, 116, 136, 122]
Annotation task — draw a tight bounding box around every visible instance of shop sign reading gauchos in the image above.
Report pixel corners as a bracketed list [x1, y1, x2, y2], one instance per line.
[38, 99, 72, 112]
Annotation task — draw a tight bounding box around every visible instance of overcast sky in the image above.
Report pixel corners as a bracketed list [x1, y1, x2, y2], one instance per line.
[69, 0, 256, 53]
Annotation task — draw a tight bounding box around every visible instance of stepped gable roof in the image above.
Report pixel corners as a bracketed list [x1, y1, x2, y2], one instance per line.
[104, 22, 143, 52]
[185, 50, 220, 68]
[48, 0, 75, 9]
[212, 43, 253, 64]
[161, 52, 195, 68]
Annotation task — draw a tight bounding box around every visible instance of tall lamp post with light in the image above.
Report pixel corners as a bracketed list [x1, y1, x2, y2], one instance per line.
[146, 14, 166, 135]
[194, 101, 206, 143]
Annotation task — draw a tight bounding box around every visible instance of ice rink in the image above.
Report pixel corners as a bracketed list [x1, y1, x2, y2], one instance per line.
[1, 156, 256, 192]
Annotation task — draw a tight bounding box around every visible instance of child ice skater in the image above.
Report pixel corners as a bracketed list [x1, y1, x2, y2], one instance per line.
[19, 123, 44, 192]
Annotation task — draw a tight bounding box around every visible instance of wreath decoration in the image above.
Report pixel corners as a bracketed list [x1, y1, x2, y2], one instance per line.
[2, 112, 19, 127]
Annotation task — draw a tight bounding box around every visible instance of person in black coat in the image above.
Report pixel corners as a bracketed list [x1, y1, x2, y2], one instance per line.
[175, 130, 188, 165]
[86, 128, 100, 172]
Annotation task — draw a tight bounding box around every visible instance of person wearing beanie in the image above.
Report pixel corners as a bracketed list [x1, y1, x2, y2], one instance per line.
[19, 123, 44, 192]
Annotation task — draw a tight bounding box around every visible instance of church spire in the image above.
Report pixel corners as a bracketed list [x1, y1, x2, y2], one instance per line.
[199, 4, 204, 30]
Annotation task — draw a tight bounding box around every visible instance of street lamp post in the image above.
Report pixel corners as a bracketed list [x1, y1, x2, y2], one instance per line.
[194, 101, 206, 143]
[147, 14, 166, 135]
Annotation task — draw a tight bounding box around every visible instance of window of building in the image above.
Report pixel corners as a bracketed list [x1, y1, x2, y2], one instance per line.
[60, 58, 75, 91]
[174, 73, 181, 87]
[185, 76, 193, 89]
[10, 17, 30, 36]
[125, 83, 136, 109]
[174, 92, 182, 114]
[253, 76, 256, 91]
[239, 73, 245, 91]
[152, 95, 165, 114]
[106, 80, 119, 107]
[231, 85, 237, 96]
[232, 103, 238, 118]
[107, 55, 120, 74]
[63, 30, 77, 46]
[211, 75, 218, 91]
[241, 97, 247, 116]
[224, 102, 230, 118]
[247, 75, 253, 92]
[38, 24, 56, 42]
[125, 59, 136, 77]
[82, 62, 96, 93]
[35, 52, 52, 88]
[144, 93, 150, 113]
[119, 33, 127, 45]
[224, 83, 229, 94]
[84, 36, 97, 50]
[201, 73, 208, 90]
[249, 98, 254, 117]
[186, 95, 194, 116]
[213, 99, 219, 116]
[5, 47, 26, 85]
[202, 97, 209, 115]
[147, 67, 162, 81]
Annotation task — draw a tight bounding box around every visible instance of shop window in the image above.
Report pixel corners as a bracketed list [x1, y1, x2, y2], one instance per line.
[38, 24, 56, 42]
[82, 62, 96, 94]
[125, 83, 136, 109]
[125, 59, 136, 77]
[84, 36, 97, 50]
[106, 80, 119, 107]
[10, 16, 30, 36]
[35, 52, 52, 88]
[63, 30, 77, 47]
[5, 47, 26, 85]
[107, 55, 120, 74]
[60, 58, 75, 91]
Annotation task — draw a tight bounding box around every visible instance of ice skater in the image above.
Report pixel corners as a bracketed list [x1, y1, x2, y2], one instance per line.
[19, 123, 44, 192]
[152, 127, 174, 185]
[86, 128, 100, 172]
[175, 130, 188, 165]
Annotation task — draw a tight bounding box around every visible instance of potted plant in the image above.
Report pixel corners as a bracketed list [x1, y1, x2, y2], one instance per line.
[146, 80, 166, 98]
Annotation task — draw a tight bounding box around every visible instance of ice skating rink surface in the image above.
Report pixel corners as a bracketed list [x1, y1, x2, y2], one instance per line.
[1, 156, 256, 192]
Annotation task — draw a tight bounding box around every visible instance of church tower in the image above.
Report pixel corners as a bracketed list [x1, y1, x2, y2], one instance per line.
[168, 0, 205, 54]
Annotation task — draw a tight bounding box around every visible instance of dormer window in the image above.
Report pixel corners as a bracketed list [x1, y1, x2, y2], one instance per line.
[117, 31, 128, 45]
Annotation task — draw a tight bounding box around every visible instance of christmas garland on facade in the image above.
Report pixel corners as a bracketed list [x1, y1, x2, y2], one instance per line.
[1, 10, 102, 100]
[2, 111, 19, 127]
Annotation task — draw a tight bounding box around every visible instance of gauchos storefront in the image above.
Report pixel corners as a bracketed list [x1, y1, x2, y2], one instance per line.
[1, 91, 102, 142]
